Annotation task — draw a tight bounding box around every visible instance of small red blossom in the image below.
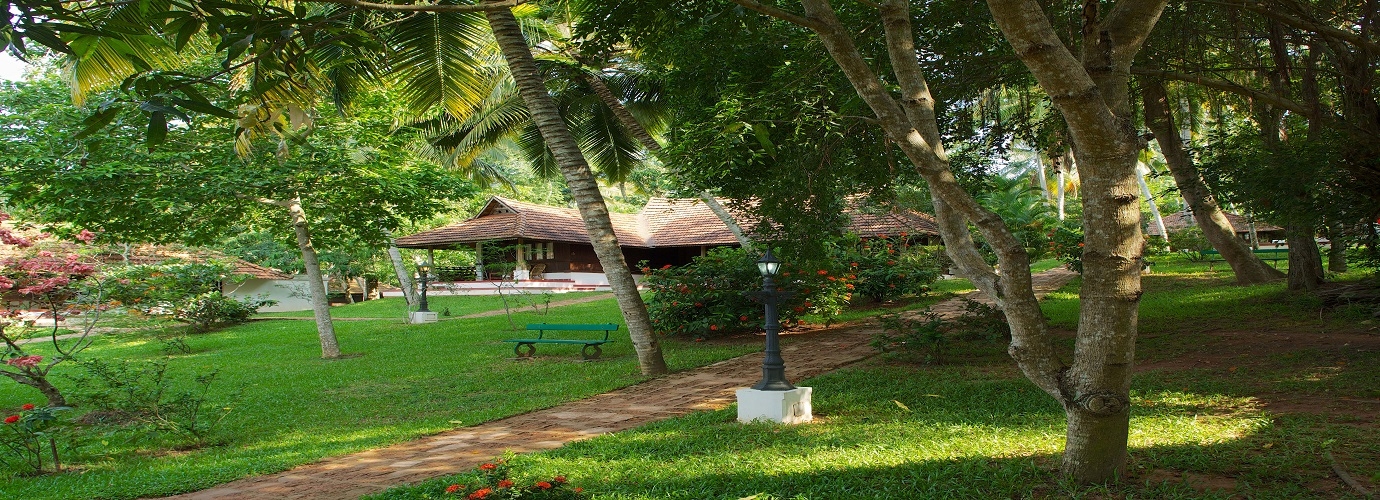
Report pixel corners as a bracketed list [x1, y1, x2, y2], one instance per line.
[660, 264, 673, 270]
[827, 276, 836, 281]
[75, 229, 97, 243]
[1077, 242, 1085, 247]
[445, 484, 463, 494]
[479, 463, 497, 471]
[3, 415, 17, 424]
[845, 284, 855, 289]
[878, 233, 888, 239]
[536, 481, 552, 490]
[20, 403, 34, 411]
[781, 271, 791, 277]
[803, 300, 813, 307]
[849, 262, 858, 267]
[694, 302, 703, 307]
[5, 355, 43, 368]
[574, 487, 583, 493]
[640, 267, 650, 273]
[709, 324, 718, 331]
[467, 488, 492, 499]
[497, 479, 514, 489]
[740, 315, 749, 322]
[816, 269, 828, 275]
[553, 476, 567, 484]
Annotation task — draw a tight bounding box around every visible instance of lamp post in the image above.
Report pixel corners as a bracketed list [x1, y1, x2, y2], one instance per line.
[416, 261, 432, 313]
[750, 249, 795, 391]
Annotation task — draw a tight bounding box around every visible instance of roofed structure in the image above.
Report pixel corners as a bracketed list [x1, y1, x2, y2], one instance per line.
[1146, 210, 1283, 238]
[396, 196, 938, 250]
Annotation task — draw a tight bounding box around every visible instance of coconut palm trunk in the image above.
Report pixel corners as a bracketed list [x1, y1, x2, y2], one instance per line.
[383, 229, 418, 306]
[486, 7, 668, 375]
[1142, 79, 1284, 284]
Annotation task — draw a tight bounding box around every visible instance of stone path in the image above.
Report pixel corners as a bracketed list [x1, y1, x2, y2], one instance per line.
[165, 268, 1077, 500]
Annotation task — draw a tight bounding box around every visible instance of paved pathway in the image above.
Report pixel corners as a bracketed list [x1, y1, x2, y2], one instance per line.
[166, 269, 1077, 500]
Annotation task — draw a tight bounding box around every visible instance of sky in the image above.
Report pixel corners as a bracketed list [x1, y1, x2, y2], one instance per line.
[0, 52, 30, 81]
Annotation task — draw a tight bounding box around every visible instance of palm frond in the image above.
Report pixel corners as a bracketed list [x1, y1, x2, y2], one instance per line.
[385, 11, 496, 119]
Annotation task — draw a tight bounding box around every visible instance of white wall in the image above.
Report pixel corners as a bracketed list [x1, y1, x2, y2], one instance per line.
[224, 276, 315, 312]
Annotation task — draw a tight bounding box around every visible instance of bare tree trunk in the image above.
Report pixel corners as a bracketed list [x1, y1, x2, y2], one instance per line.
[1034, 149, 1052, 201]
[1057, 151, 1070, 220]
[1327, 223, 1348, 272]
[487, 8, 668, 375]
[1142, 79, 1284, 284]
[1286, 224, 1326, 291]
[0, 371, 67, 407]
[281, 197, 341, 359]
[383, 229, 418, 306]
[581, 70, 756, 251]
[1138, 163, 1168, 243]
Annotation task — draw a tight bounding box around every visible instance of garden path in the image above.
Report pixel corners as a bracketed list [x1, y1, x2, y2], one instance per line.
[163, 268, 1077, 500]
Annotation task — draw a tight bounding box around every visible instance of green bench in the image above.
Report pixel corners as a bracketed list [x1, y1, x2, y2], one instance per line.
[1200, 248, 1289, 270]
[504, 323, 618, 359]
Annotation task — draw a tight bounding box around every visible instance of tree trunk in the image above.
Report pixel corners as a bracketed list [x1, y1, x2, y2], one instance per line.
[1057, 151, 1070, 220]
[1034, 149, 1052, 201]
[283, 197, 342, 359]
[1138, 163, 1168, 244]
[383, 230, 418, 306]
[1327, 223, 1348, 272]
[487, 8, 668, 375]
[1142, 79, 1284, 284]
[1286, 224, 1326, 291]
[1, 371, 67, 407]
[581, 70, 756, 251]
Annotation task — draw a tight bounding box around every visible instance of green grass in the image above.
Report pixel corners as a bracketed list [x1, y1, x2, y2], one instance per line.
[372, 259, 1379, 500]
[0, 298, 759, 499]
[255, 292, 608, 319]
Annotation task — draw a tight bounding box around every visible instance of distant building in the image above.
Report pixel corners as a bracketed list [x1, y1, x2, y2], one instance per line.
[1146, 210, 1285, 244]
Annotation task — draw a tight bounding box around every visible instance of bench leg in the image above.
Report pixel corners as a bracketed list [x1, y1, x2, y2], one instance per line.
[581, 344, 602, 360]
[515, 343, 536, 358]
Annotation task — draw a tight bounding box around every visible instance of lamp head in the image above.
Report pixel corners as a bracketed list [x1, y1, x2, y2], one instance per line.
[756, 249, 781, 277]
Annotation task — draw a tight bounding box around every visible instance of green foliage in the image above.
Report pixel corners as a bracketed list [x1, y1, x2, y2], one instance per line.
[640, 248, 852, 339]
[64, 358, 234, 446]
[1166, 226, 1212, 254]
[1046, 223, 1085, 273]
[831, 235, 941, 303]
[0, 404, 72, 475]
[100, 263, 274, 332]
[872, 298, 1008, 364]
[980, 177, 1058, 260]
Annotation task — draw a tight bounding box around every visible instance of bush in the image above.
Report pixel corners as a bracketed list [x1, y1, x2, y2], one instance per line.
[831, 235, 941, 303]
[65, 358, 235, 446]
[0, 404, 73, 475]
[641, 248, 851, 339]
[1047, 223, 1085, 273]
[871, 298, 1009, 364]
[1166, 226, 1212, 254]
[101, 263, 274, 331]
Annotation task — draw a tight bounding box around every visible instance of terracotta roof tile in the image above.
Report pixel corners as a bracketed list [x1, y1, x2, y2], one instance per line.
[1147, 211, 1283, 237]
[397, 196, 941, 249]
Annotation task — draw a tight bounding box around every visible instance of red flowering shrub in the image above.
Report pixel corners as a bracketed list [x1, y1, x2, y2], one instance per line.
[0, 403, 73, 475]
[1047, 224, 1085, 273]
[428, 459, 585, 499]
[831, 235, 941, 303]
[641, 248, 852, 338]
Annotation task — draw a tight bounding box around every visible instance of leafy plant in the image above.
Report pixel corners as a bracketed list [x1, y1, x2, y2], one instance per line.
[872, 298, 1009, 364]
[0, 404, 72, 475]
[831, 234, 941, 303]
[434, 459, 586, 500]
[100, 263, 274, 332]
[640, 248, 852, 338]
[1047, 223, 1085, 273]
[65, 358, 235, 447]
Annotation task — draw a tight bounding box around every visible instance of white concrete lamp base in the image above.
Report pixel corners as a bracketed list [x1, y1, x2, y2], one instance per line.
[736, 387, 813, 424]
[408, 311, 439, 324]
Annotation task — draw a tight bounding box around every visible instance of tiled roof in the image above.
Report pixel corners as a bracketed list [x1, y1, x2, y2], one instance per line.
[396, 196, 940, 249]
[1147, 211, 1283, 237]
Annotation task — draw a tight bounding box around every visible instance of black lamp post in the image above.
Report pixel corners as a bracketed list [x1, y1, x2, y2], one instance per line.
[749, 249, 795, 391]
[415, 261, 432, 313]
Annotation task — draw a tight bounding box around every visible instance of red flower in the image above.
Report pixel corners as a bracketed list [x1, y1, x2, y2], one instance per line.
[480, 463, 497, 471]
[641, 267, 650, 273]
[575, 487, 584, 493]
[781, 271, 791, 276]
[845, 284, 855, 289]
[3, 415, 17, 424]
[878, 233, 888, 239]
[694, 302, 703, 307]
[445, 484, 463, 494]
[816, 269, 828, 275]
[661, 264, 673, 270]
[849, 262, 858, 267]
[1077, 242, 1085, 247]
[803, 301, 813, 307]
[497, 479, 514, 488]
[553, 476, 567, 484]
[468, 488, 492, 499]
[827, 276, 836, 281]
[793, 307, 805, 313]
[536, 481, 552, 490]
[740, 315, 749, 322]
[900, 231, 908, 237]
[20, 403, 34, 411]
[709, 324, 718, 331]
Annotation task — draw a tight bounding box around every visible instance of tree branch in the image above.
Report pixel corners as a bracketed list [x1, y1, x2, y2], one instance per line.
[1132, 67, 1313, 115]
[301, 0, 527, 13]
[724, 0, 826, 30]
[1196, 0, 1380, 55]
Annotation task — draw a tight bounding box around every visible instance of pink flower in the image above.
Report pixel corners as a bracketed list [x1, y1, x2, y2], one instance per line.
[5, 356, 43, 368]
[75, 229, 97, 243]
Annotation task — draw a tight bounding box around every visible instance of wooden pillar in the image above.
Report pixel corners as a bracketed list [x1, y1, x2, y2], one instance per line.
[475, 242, 484, 280]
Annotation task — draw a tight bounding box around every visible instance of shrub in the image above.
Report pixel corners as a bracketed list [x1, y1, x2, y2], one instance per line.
[432, 459, 586, 500]
[101, 263, 274, 332]
[1166, 226, 1212, 254]
[831, 235, 941, 303]
[641, 248, 852, 338]
[871, 298, 1009, 364]
[0, 404, 72, 475]
[65, 358, 235, 446]
[1047, 224, 1085, 273]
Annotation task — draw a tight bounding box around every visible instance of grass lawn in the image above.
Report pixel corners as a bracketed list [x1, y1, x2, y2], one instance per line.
[0, 296, 760, 499]
[255, 292, 607, 319]
[374, 260, 1380, 499]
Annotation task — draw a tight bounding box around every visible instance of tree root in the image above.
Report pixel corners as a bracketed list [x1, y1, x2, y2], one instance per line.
[1326, 450, 1374, 498]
